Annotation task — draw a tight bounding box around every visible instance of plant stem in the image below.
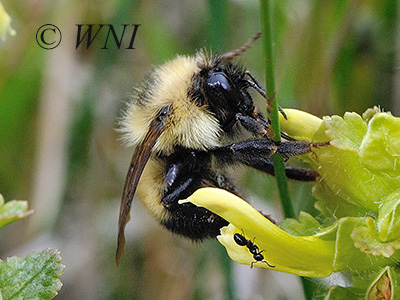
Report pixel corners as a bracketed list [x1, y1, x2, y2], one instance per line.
[259, 0, 295, 219]
[259, 4, 314, 299]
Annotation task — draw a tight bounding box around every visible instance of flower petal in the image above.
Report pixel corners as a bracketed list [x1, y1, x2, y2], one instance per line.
[186, 187, 335, 277]
[279, 108, 322, 141]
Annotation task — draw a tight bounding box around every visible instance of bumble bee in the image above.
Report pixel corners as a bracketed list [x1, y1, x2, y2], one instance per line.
[116, 34, 319, 264]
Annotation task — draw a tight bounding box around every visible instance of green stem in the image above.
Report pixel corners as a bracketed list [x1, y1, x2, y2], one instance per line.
[259, 0, 295, 218]
[272, 155, 295, 217]
[259, 0, 279, 141]
[260, 0, 318, 300]
[259, 3, 315, 299]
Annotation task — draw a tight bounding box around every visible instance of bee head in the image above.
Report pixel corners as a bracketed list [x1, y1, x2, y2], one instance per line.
[120, 33, 262, 155]
[192, 56, 256, 131]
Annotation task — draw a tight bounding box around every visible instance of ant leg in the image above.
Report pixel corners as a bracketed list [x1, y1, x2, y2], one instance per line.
[262, 260, 275, 268]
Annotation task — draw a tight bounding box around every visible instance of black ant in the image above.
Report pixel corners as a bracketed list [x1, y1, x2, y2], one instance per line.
[233, 230, 275, 268]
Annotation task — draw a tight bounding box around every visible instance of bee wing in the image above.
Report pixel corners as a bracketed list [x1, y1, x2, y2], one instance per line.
[116, 107, 171, 265]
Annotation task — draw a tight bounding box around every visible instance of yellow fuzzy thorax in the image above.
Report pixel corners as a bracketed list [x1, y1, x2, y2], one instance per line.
[120, 54, 222, 155]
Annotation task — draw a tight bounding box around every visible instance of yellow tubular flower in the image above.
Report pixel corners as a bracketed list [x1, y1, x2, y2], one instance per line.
[279, 108, 323, 141]
[184, 188, 335, 277]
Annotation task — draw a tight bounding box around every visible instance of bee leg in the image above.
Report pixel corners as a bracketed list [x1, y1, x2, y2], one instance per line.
[215, 139, 312, 163]
[236, 113, 294, 141]
[274, 140, 313, 160]
[278, 166, 319, 182]
[161, 171, 202, 207]
[213, 139, 319, 181]
[165, 162, 182, 187]
[236, 113, 268, 136]
[160, 169, 229, 239]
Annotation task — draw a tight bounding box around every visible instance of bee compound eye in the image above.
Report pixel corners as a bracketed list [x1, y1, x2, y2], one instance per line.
[157, 106, 171, 122]
[159, 106, 169, 115]
[207, 72, 231, 92]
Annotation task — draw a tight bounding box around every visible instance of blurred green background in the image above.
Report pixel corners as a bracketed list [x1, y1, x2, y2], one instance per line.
[0, 0, 399, 299]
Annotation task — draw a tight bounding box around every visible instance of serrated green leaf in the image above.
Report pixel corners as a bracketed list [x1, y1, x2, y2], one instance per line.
[311, 112, 400, 214]
[0, 194, 33, 229]
[313, 181, 366, 219]
[323, 112, 367, 150]
[279, 211, 322, 236]
[0, 249, 65, 300]
[351, 217, 400, 259]
[359, 113, 400, 176]
[312, 143, 383, 213]
[301, 216, 400, 273]
[332, 217, 396, 271]
[377, 189, 400, 242]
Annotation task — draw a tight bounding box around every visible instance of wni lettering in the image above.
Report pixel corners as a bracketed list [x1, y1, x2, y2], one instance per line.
[76, 24, 140, 49]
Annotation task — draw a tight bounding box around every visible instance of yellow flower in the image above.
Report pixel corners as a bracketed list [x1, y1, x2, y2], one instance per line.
[184, 188, 335, 277]
[278, 108, 323, 141]
[0, 2, 16, 40]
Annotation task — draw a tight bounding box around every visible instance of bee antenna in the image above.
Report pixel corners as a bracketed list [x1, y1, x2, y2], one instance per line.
[218, 33, 261, 63]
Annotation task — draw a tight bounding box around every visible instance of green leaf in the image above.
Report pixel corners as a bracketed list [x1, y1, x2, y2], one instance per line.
[279, 211, 322, 236]
[312, 141, 379, 213]
[311, 111, 400, 214]
[314, 181, 366, 219]
[323, 286, 362, 300]
[359, 113, 400, 176]
[0, 249, 65, 300]
[320, 217, 398, 272]
[0, 194, 33, 229]
[351, 217, 400, 258]
[323, 112, 367, 151]
[377, 189, 400, 242]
